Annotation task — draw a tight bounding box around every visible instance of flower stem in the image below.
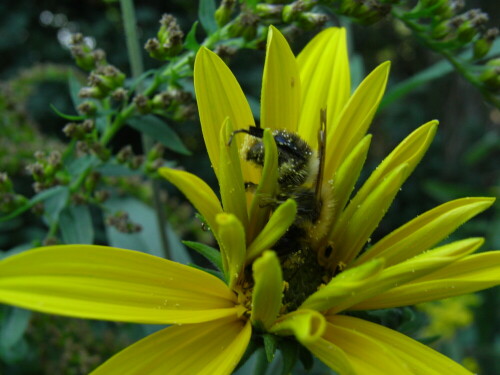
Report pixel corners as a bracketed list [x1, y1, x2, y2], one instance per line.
[119, 0, 171, 259]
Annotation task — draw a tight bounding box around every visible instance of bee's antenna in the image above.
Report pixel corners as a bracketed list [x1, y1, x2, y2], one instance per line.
[227, 125, 264, 146]
[315, 108, 327, 206]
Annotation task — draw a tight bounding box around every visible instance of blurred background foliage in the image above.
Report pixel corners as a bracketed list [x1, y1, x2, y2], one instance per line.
[0, 0, 498, 374]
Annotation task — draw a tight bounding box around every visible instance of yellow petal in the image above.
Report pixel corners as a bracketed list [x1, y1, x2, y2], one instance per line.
[300, 259, 384, 312]
[0, 245, 241, 324]
[246, 199, 297, 261]
[159, 168, 223, 236]
[304, 333, 356, 375]
[329, 163, 409, 267]
[320, 135, 371, 255]
[194, 47, 255, 178]
[216, 213, 246, 288]
[332, 238, 484, 314]
[297, 27, 350, 149]
[91, 318, 251, 375]
[247, 129, 279, 241]
[355, 251, 500, 309]
[270, 309, 326, 345]
[327, 315, 473, 374]
[250, 251, 283, 330]
[354, 197, 495, 267]
[324, 61, 390, 176]
[219, 118, 248, 228]
[316, 318, 411, 374]
[347, 120, 437, 208]
[261, 26, 300, 132]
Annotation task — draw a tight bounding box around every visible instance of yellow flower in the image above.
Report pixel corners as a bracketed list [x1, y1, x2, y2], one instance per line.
[0, 26, 499, 374]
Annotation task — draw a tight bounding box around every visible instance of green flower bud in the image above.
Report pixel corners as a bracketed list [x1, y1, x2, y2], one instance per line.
[89, 65, 126, 95]
[473, 28, 498, 59]
[133, 94, 152, 114]
[215, 0, 236, 27]
[282, 1, 305, 23]
[77, 101, 97, 116]
[0, 173, 13, 193]
[255, 4, 283, 18]
[479, 64, 500, 91]
[297, 12, 328, 30]
[228, 12, 260, 41]
[146, 14, 184, 60]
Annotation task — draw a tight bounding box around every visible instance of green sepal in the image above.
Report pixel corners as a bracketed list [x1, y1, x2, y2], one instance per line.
[263, 333, 278, 362]
[187, 263, 225, 282]
[183, 241, 223, 272]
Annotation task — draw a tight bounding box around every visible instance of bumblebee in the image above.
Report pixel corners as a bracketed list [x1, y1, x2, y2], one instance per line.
[231, 110, 332, 308]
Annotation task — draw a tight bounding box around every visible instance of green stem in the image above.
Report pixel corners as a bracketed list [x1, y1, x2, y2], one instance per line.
[120, 0, 171, 259]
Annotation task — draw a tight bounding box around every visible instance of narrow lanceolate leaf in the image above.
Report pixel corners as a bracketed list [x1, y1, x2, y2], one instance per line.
[248, 129, 279, 242]
[261, 26, 300, 133]
[159, 168, 223, 236]
[300, 259, 384, 312]
[326, 316, 473, 374]
[270, 309, 326, 345]
[354, 250, 500, 310]
[297, 27, 350, 150]
[246, 199, 297, 261]
[329, 164, 409, 268]
[0, 246, 242, 324]
[353, 197, 495, 267]
[91, 318, 251, 375]
[251, 251, 283, 330]
[216, 213, 246, 288]
[194, 47, 255, 178]
[324, 61, 390, 176]
[330, 238, 484, 314]
[219, 118, 248, 228]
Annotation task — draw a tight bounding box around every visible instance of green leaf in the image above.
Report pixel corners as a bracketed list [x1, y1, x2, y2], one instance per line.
[126, 115, 191, 155]
[43, 186, 70, 225]
[50, 104, 87, 121]
[0, 185, 69, 222]
[185, 21, 201, 52]
[188, 263, 225, 281]
[183, 240, 223, 271]
[0, 307, 31, 351]
[66, 155, 101, 178]
[198, 0, 217, 34]
[59, 205, 94, 244]
[263, 334, 278, 362]
[68, 72, 84, 108]
[244, 0, 259, 10]
[127, 69, 157, 93]
[279, 339, 300, 375]
[104, 197, 191, 263]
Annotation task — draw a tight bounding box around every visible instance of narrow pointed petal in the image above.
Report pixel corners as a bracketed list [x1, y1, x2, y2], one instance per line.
[327, 316, 473, 374]
[324, 61, 390, 176]
[304, 334, 356, 375]
[318, 135, 371, 262]
[315, 318, 411, 374]
[91, 318, 251, 375]
[219, 118, 248, 228]
[297, 27, 350, 148]
[194, 47, 255, 178]
[0, 245, 241, 324]
[261, 26, 300, 132]
[159, 168, 223, 235]
[248, 129, 278, 242]
[355, 251, 500, 310]
[353, 197, 495, 267]
[300, 259, 384, 312]
[216, 213, 246, 288]
[330, 238, 483, 314]
[270, 309, 326, 345]
[329, 164, 409, 267]
[346, 121, 437, 210]
[251, 251, 283, 330]
[246, 199, 297, 261]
